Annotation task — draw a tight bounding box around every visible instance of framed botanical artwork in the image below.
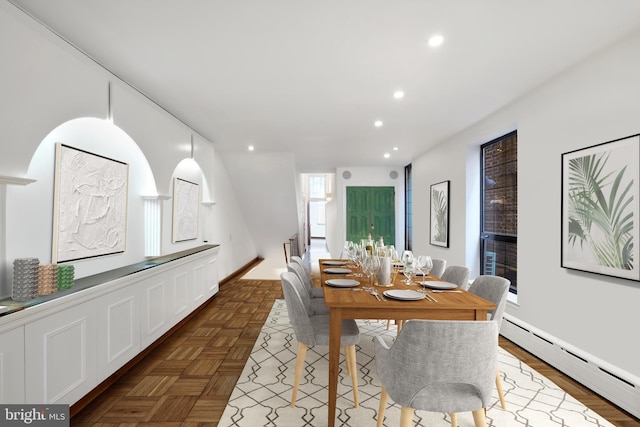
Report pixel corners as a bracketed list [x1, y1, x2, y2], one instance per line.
[430, 180, 450, 247]
[561, 133, 640, 281]
[172, 177, 199, 242]
[52, 143, 129, 263]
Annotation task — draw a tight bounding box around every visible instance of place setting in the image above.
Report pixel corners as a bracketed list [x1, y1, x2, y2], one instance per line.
[321, 260, 348, 266]
[417, 280, 458, 290]
[381, 289, 425, 301]
[322, 267, 353, 274]
[324, 278, 360, 288]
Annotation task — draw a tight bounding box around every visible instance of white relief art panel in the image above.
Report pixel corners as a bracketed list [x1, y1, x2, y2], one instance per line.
[172, 177, 199, 242]
[53, 144, 129, 263]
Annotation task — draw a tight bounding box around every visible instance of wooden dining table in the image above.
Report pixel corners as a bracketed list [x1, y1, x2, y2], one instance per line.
[319, 259, 496, 427]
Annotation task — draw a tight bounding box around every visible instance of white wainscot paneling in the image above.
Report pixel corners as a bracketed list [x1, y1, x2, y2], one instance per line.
[207, 256, 220, 295]
[97, 288, 140, 379]
[25, 300, 97, 404]
[4, 245, 219, 407]
[194, 264, 205, 305]
[140, 277, 168, 349]
[173, 269, 190, 321]
[0, 326, 25, 403]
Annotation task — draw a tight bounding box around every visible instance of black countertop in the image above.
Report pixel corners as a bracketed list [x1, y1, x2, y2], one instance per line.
[0, 244, 219, 318]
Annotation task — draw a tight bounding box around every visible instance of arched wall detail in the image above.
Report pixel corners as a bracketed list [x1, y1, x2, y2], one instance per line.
[4, 117, 180, 287]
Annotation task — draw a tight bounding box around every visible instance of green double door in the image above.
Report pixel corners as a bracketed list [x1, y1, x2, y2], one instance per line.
[346, 186, 395, 245]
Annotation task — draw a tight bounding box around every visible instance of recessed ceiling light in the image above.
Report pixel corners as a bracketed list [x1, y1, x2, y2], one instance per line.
[393, 147, 399, 151]
[248, 145, 254, 151]
[428, 34, 444, 47]
[393, 91, 404, 99]
[384, 153, 391, 159]
[374, 120, 383, 127]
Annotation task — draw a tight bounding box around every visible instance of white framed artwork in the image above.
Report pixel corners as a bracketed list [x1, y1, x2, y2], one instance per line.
[562, 133, 640, 281]
[430, 180, 450, 247]
[52, 143, 129, 263]
[172, 177, 199, 242]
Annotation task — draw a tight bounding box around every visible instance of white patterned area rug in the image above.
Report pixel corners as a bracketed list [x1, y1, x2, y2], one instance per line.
[219, 300, 613, 427]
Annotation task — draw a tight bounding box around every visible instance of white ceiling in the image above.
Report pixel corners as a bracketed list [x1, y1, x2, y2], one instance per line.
[10, 0, 640, 172]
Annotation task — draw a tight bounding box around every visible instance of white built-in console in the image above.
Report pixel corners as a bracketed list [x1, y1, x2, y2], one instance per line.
[0, 245, 219, 405]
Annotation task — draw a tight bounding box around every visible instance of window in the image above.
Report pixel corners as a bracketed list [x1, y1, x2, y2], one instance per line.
[309, 176, 326, 199]
[481, 132, 517, 293]
[405, 164, 413, 251]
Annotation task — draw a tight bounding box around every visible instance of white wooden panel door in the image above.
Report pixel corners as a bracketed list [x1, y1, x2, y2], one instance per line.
[0, 326, 25, 403]
[25, 300, 97, 404]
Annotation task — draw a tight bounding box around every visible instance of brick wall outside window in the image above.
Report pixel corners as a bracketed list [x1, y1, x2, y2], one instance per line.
[482, 132, 518, 291]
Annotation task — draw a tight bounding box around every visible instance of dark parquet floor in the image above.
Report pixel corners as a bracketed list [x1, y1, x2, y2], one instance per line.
[71, 240, 639, 426]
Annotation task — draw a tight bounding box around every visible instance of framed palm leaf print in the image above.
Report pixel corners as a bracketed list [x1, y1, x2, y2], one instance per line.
[561, 134, 640, 281]
[430, 180, 450, 247]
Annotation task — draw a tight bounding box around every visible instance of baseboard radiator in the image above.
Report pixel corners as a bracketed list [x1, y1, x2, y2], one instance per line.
[501, 313, 640, 419]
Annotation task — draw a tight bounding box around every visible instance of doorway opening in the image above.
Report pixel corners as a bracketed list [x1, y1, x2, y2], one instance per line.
[309, 200, 326, 238]
[302, 173, 334, 250]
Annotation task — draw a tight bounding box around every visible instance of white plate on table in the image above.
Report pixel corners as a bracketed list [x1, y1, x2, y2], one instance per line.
[418, 281, 457, 290]
[322, 260, 347, 266]
[383, 290, 425, 301]
[323, 268, 352, 274]
[325, 279, 360, 288]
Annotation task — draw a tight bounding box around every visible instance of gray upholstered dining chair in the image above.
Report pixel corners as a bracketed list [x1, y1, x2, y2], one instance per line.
[430, 257, 447, 277]
[440, 265, 471, 290]
[290, 254, 306, 270]
[288, 258, 324, 298]
[465, 275, 511, 414]
[287, 263, 329, 315]
[280, 272, 361, 408]
[375, 319, 498, 427]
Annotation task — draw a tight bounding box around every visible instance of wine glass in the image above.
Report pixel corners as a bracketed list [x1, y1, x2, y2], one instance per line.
[353, 245, 366, 277]
[387, 245, 398, 261]
[400, 250, 414, 284]
[364, 255, 381, 285]
[402, 261, 416, 285]
[415, 255, 433, 289]
[400, 250, 413, 266]
[344, 241, 357, 266]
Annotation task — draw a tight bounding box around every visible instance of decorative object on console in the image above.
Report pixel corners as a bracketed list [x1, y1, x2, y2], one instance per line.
[561, 133, 640, 281]
[57, 265, 75, 290]
[430, 180, 450, 247]
[172, 177, 200, 242]
[52, 143, 129, 263]
[12, 258, 39, 301]
[37, 264, 58, 295]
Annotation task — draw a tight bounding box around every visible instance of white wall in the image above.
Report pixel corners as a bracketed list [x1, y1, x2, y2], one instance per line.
[411, 30, 640, 384]
[209, 153, 258, 279]
[0, 2, 257, 296]
[222, 151, 299, 279]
